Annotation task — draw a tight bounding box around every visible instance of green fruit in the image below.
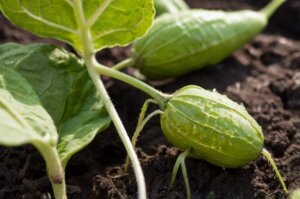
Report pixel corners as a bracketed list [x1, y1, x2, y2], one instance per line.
[290, 189, 300, 199]
[154, 0, 189, 16]
[132, 9, 267, 79]
[161, 85, 264, 168]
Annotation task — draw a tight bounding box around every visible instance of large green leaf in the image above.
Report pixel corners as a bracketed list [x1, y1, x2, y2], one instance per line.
[0, 0, 154, 52]
[0, 43, 111, 166]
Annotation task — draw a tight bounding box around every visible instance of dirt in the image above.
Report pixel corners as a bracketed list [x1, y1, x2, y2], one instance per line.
[0, 0, 300, 199]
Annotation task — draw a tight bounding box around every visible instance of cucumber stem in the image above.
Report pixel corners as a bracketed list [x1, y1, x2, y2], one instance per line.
[113, 58, 134, 70]
[262, 148, 289, 194]
[261, 0, 286, 19]
[94, 63, 172, 109]
[73, 1, 147, 199]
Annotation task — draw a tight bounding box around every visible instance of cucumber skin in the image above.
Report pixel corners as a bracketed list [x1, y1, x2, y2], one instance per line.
[161, 85, 264, 168]
[132, 10, 267, 79]
[154, 0, 189, 16]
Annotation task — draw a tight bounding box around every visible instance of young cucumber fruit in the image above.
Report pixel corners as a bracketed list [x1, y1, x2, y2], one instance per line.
[161, 85, 264, 168]
[132, 0, 286, 79]
[154, 0, 189, 16]
[126, 84, 288, 196]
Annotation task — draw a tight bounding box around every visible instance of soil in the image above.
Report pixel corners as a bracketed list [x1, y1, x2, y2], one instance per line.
[0, 0, 300, 199]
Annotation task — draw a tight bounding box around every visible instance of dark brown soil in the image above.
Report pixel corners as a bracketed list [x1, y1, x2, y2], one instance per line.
[0, 0, 300, 199]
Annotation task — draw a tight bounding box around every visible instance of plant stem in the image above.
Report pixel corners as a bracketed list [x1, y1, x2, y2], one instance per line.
[34, 142, 66, 199]
[124, 109, 163, 172]
[87, 58, 147, 199]
[261, 0, 286, 19]
[262, 148, 289, 194]
[73, 1, 147, 198]
[94, 63, 171, 109]
[113, 58, 134, 70]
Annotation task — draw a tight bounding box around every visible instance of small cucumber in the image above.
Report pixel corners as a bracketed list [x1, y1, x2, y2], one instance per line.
[126, 85, 288, 195]
[161, 85, 264, 168]
[154, 0, 189, 16]
[132, 0, 285, 79]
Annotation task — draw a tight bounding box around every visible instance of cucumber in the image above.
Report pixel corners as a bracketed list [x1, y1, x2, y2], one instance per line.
[132, 0, 285, 79]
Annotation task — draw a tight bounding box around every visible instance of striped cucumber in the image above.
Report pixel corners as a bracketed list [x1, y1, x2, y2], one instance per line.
[162, 85, 288, 197]
[132, 0, 286, 79]
[161, 85, 264, 168]
[126, 85, 288, 198]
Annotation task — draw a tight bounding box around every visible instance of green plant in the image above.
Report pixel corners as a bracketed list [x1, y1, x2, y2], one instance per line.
[0, 0, 156, 198]
[154, 0, 189, 16]
[0, 1, 289, 199]
[114, 0, 286, 79]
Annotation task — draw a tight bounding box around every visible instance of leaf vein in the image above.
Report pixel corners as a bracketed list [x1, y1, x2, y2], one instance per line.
[19, 1, 78, 34]
[86, 0, 114, 28]
[93, 28, 130, 41]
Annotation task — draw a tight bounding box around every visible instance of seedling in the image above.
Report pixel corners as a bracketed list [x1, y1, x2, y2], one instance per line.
[0, 0, 289, 199]
[0, 0, 155, 198]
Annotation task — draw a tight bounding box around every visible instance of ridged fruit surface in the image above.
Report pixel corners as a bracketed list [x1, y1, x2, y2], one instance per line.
[133, 10, 267, 79]
[161, 85, 264, 168]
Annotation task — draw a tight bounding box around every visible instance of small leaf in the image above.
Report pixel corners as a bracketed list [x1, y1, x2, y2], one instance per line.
[0, 0, 154, 52]
[0, 43, 111, 166]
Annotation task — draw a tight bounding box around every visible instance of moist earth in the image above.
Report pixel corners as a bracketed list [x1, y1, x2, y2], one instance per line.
[0, 0, 300, 199]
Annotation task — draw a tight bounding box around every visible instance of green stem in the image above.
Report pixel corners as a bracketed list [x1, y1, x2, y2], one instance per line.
[73, 1, 147, 198]
[34, 142, 66, 199]
[94, 63, 171, 109]
[113, 58, 134, 70]
[124, 99, 157, 172]
[180, 154, 191, 199]
[87, 59, 147, 199]
[261, 0, 286, 19]
[169, 149, 191, 199]
[124, 109, 163, 172]
[262, 148, 289, 194]
[131, 109, 163, 150]
[169, 149, 191, 192]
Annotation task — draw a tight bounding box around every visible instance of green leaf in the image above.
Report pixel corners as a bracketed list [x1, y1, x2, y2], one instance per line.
[0, 43, 111, 166]
[0, 0, 154, 52]
[0, 66, 57, 146]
